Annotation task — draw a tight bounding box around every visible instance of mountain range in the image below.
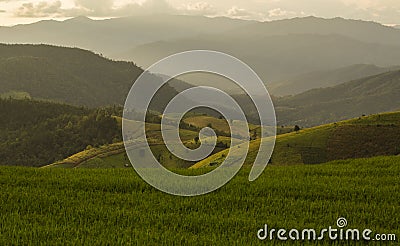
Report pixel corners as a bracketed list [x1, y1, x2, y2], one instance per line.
[0, 15, 251, 57]
[1, 43, 399, 127]
[2, 15, 400, 96]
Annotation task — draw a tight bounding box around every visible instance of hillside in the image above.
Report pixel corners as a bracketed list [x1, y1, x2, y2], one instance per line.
[45, 112, 300, 169]
[0, 44, 180, 110]
[122, 33, 400, 85]
[0, 98, 121, 167]
[269, 64, 398, 96]
[192, 112, 400, 169]
[274, 70, 400, 126]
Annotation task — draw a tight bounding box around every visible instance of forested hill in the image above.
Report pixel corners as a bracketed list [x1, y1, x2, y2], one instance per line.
[0, 44, 178, 109]
[0, 98, 122, 167]
[275, 69, 400, 126]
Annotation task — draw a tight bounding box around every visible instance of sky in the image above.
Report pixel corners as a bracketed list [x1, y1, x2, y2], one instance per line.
[1, 0, 400, 26]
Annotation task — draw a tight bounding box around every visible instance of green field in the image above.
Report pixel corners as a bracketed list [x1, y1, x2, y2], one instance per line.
[0, 156, 399, 245]
[194, 112, 400, 168]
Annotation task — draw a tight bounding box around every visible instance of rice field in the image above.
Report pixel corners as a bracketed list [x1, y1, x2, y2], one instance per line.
[0, 156, 398, 245]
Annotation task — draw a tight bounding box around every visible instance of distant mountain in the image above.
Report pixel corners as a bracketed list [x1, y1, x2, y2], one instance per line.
[274, 70, 400, 126]
[0, 44, 181, 110]
[0, 15, 251, 57]
[123, 33, 400, 83]
[269, 64, 399, 96]
[2, 15, 400, 86]
[234, 16, 400, 46]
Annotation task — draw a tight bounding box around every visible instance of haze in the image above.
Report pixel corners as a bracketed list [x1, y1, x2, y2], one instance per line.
[1, 0, 400, 26]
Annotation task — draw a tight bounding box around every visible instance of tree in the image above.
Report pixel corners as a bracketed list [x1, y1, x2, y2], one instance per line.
[294, 125, 301, 132]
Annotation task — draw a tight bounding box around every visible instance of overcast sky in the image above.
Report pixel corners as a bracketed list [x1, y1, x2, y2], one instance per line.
[1, 0, 400, 26]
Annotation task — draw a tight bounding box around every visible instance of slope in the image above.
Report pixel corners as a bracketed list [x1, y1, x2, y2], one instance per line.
[0, 98, 122, 167]
[275, 70, 400, 126]
[124, 33, 400, 84]
[0, 43, 180, 110]
[269, 64, 398, 96]
[192, 111, 400, 168]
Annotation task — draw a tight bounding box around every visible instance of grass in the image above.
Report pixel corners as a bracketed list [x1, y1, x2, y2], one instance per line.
[50, 111, 400, 170]
[183, 115, 260, 137]
[193, 112, 400, 168]
[0, 156, 399, 245]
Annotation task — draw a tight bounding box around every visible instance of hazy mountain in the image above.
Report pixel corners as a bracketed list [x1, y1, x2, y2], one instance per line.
[0, 15, 251, 57]
[123, 33, 400, 83]
[275, 70, 400, 126]
[0, 44, 181, 111]
[2, 15, 400, 88]
[269, 64, 399, 96]
[233, 16, 400, 46]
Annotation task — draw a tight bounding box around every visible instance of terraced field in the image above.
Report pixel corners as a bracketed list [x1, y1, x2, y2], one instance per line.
[193, 112, 400, 168]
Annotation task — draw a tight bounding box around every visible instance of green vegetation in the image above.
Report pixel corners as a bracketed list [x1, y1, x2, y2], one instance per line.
[0, 90, 31, 100]
[269, 64, 395, 96]
[0, 98, 121, 167]
[3, 44, 400, 128]
[0, 156, 399, 244]
[183, 115, 260, 137]
[193, 112, 400, 168]
[275, 70, 400, 126]
[0, 44, 179, 111]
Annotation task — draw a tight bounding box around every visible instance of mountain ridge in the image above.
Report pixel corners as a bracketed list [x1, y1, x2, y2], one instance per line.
[274, 69, 400, 126]
[269, 64, 400, 96]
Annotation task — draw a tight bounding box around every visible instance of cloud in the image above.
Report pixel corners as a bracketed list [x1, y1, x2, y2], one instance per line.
[268, 8, 298, 19]
[109, 0, 177, 16]
[9, 0, 400, 24]
[13, 0, 178, 18]
[178, 2, 217, 16]
[225, 6, 267, 20]
[73, 0, 114, 15]
[15, 1, 63, 17]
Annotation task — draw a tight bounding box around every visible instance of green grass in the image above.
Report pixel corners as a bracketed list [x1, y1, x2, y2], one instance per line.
[49, 111, 400, 170]
[194, 112, 400, 168]
[184, 115, 260, 136]
[0, 156, 399, 245]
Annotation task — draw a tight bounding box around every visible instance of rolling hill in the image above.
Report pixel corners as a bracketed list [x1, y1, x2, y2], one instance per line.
[269, 64, 399, 96]
[192, 111, 400, 169]
[122, 33, 400, 86]
[47, 111, 400, 170]
[0, 98, 122, 167]
[274, 69, 400, 126]
[0, 43, 180, 110]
